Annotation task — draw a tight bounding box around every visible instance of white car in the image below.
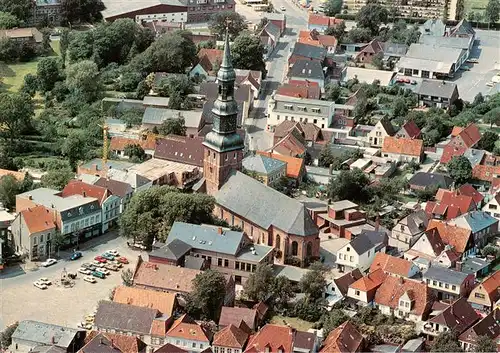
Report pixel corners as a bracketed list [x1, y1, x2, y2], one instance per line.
[280, 5, 286, 10]
[39, 277, 52, 285]
[78, 268, 91, 275]
[106, 250, 119, 256]
[33, 281, 48, 290]
[93, 261, 105, 267]
[41, 259, 57, 267]
[83, 276, 97, 283]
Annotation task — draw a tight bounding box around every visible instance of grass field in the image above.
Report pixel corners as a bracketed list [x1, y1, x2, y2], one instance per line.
[465, 0, 488, 16]
[0, 41, 60, 93]
[270, 315, 315, 331]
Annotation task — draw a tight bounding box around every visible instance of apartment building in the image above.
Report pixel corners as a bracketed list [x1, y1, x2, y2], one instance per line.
[343, 0, 453, 20]
[267, 94, 335, 129]
[29, 0, 62, 26]
[423, 266, 474, 301]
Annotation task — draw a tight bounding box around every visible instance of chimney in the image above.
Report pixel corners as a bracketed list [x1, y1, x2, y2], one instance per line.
[456, 261, 463, 272]
[51, 336, 55, 344]
[217, 227, 223, 235]
[83, 191, 86, 197]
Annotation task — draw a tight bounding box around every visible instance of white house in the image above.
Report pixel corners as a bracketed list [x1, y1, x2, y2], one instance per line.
[336, 230, 387, 273]
[381, 136, 424, 163]
[165, 314, 211, 352]
[324, 269, 363, 307]
[482, 192, 500, 219]
[367, 120, 395, 147]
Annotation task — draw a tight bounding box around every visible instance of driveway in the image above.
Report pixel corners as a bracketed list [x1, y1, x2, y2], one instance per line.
[0, 232, 144, 330]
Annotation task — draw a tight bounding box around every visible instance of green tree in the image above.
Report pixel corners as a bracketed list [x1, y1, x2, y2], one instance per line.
[40, 169, 74, 190]
[60, 28, 70, 67]
[61, 131, 89, 169]
[473, 92, 485, 106]
[67, 30, 94, 62]
[37, 57, 62, 92]
[20, 73, 38, 97]
[0, 321, 19, 349]
[372, 52, 384, 70]
[455, 0, 465, 19]
[0, 175, 20, 211]
[243, 263, 274, 302]
[209, 11, 247, 39]
[318, 143, 335, 167]
[231, 33, 267, 77]
[477, 131, 498, 152]
[187, 269, 227, 320]
[481, 245, 499, 257]
[431, 331, 463, 352]
[65, 60, 102, 102]
[324, 0, 343, 16]
[299, 262, 327, 300]
[272, 275, 295, 310]
[327, 168, 370, 202]
[292, 297, 325, 322]
[52, 231, 66, 256]
[124, 144, 146, 161]
[121, 268, 134, 286]
[447, 156, 472, 186]
[60, 0, 104, 24]
[0, 92, 34, 144]
[475, 335, 497, 352]
[0, 11, 19, 29]
[346, 27, 373, 43]
[0, 0, 33, 20]
[119, 186, 216, 248]
[120, 109, 143, 128]
[355, 4, 389, 34]
[158, 117, 187, 136]
[324, 83, 342, 101]
[392, 97, 409, 118]
[485, 0, 500, 23]
[156, 75, 193, 98]
[325, 21, 346, 42]
[321, 309, 349, 337]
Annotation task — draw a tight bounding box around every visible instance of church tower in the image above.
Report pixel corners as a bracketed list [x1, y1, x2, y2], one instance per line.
[203, 30, 245, 196]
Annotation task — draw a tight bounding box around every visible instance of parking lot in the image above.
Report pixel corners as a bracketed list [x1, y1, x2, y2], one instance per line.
[0, 234, 143, 330]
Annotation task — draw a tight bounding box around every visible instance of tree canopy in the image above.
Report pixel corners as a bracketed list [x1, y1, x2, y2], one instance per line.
[431, 331, 463, 352]
[209, 11, 247, 40]
[0, 11, 19, 29]
[60, 0, 104, 24]
[327, 168, 371, 202]
[65, 60, 103, 103]
[0, 92, 34, 144]
[158, 117, 187, 136]
[187, 269, 227, 320]
[37, 57, 63, 93]
[231, 33, 267, 77]
[0, 0, 32, 21]
[119, 186, 217, 249]
[485, 0, 500, 23]
[323, 0, 343, 16]
[243, 263, 274, 302]
[447, 156, 472, 186]
[355, 4, 389, 34]
[477, 131, 498, 152]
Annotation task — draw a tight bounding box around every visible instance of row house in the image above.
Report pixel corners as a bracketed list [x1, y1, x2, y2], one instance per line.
[307, 13, 343, 33]
[112, 285, 178, 318]
[369, 252, 420, 279]
[426, 219, 474, 259]
[256, 151, 306, 185]
[381, 136, 424, 164]
[389, 210, 429, 250]
[467, 270, 500, 313]
[213, 323, 250, 353]
[422, 266, 474, 301]
[448, 211, 498, 251]
[415, 79, 459, 109]
[422, 297, 480, 342]
[425, 190, 476, 221]
[297, 29, 337, 54]
[78, 332, 147, 353]
[149, 222, 274, 284]
[347, 268, 387, 306]
[367, 120, 395, 148]
[244, 324, 318, 353]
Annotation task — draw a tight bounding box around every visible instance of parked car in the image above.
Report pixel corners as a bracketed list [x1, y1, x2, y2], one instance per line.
[91, 271, 106, 279]
[486, 81, 495, 87]
[101, 253, 115, 261]
[39, 277, 51, 285]
[33, 281, 48, 290]
[70, 251, 82, 261]
[78, 268, 91, 275]
[117, 257, 129, 264]
[83, 276, 97, 283]
[95, 268, 110, 276]
[94, 256, 107, 263]
[104, 263, 119, 271]
[467, 58, 479, 63]
[41, 258, 57, 267]
[280, 5, 286, 10]
[81, 263, 96, 270]
[106, 250, 119, 256]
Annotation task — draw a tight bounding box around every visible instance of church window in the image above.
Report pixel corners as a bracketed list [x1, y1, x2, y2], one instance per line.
[234, 153, 237, 159]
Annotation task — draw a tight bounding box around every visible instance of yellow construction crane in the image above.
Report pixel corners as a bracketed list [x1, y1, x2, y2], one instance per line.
[100, 124, 109, 171]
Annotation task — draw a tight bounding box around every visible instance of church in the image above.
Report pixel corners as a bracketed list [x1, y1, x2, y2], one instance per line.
[195, 32, 320, 267]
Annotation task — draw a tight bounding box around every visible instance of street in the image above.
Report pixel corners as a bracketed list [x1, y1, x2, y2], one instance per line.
[0, 232, 143, 330]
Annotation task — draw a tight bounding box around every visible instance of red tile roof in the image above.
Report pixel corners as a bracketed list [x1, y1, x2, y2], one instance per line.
[256, 151, 304, 179]
[478, 270, 500, 303]
[440, 144, 468, 163]
[427, 219, 472, 253]
[458, 184, 483, 204]
[61, 180, 109, 205]
[451, 126, 463, 137]
[319, 321, 364, 353]
[244, 324, 293, 353]
[219, 307, 257, 329]
[112, 286, 177, 316]
[374, 277, 434, 316]
[458, 123, 481, 148]
[213, 324, 249, 349]
[276, 84, 321, 100]
[0, 168, 25, 181]
[133, 261, 201, 293]
[400, 120, 421, 139]
[459, 309, 500, 346]
[273, 120, 321, 142]
[81, 331, 147, 353]
[473, 164, 500, 182]
[20, 205, 56, 234]
[429, 191, 476, 220]
[382, 136, 423, 157]
[197, 49, 223, 73]
[166, 314, 210, 342]
[349, 268, 387, 292]
[356, 39, 383, 57]
[288, 79, 320, 87]
[110, 135, 157, 152]
[308, 14, 343, 27]
[369, 253, 414, 277]
[272, 133, 306, 157]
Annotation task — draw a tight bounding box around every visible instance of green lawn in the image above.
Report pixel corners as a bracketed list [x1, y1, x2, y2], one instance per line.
[465, 0, 488, 16]
[270, 316, 315, 331]
[0, 41, 60, 93]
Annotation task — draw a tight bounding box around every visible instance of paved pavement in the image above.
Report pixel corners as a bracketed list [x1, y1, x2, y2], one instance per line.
[0, 232, 145, 330]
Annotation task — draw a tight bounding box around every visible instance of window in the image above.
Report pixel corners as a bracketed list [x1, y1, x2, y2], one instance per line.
[346, 247, 350, 252]
[445, 283, 449, 289]
[284, 104, 293, 110]
[400, 300, 404, 306]
[176, 340, 180, 345]
[192, 343, 196, 348]
[235, 261, 240, 270]
[40, 234, 44, 243]
[475, 293, 485, 299]
[224, 259, 229, 267]
[311, 108, 320, 113]
[298, 106, 306, 112]
[355, 290, 360, 296]
[433, 280, 437, 286]
[489, 204, 497, 210]
[452, 285, 456, 291]
[218, 258, 223, 266]
[438, 282, 443, 287]
[350, 256, 354, 262]
[405, 302, 409, 308]
[200, 344, 204, 349]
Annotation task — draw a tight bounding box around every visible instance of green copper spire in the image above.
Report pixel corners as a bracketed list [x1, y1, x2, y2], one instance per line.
[203, 28, 244, 153]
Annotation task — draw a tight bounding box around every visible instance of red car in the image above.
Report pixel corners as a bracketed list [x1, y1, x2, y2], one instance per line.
[94, 256, 107, 263]
[117, 257, 129, 264]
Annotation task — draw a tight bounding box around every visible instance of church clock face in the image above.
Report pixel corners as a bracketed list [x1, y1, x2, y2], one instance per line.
[221, 115, 237, 131]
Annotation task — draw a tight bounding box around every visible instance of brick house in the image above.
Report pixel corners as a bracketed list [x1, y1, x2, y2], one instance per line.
[316, 200, 367, 239]
[212, 323, 249, 353]
[440, 123, 481, 163]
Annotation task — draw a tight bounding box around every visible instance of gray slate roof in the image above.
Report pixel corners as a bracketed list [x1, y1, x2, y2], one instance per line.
[150, 238, 192, 260]
[408, 172, 453, 189]
[291, 42, 326, 61]
[94, 301, 159, 334]
[289, 59, 324, 80]
[262, 21, 280, 40]
[398, 210, 428, 236]
[166, 222, 245, 256]
[463, 149, 485, 167]
[419, 36, 472, 50]
[348, 230, 387, 255]
[242, 154, 286, 175]
[12, 320, 83, 349]
[382, 42, 408, 57]
[422, 19, 446, 37]
[416, 79, 458, 99]
[423, 266, 469, 285]
[142, 107, 203, 129]
[216, 172, 319, 237]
